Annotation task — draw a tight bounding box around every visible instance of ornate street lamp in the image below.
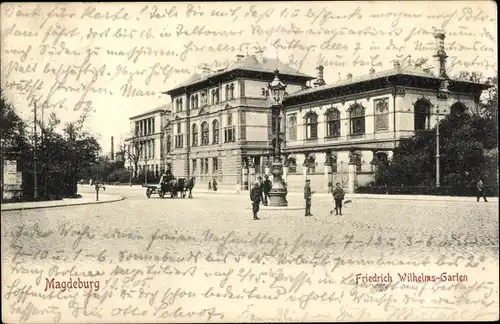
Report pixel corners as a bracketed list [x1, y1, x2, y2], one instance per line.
[267, 69, 288, 206]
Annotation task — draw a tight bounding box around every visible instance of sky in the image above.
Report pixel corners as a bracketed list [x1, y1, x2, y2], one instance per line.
[1, 1, 497, 154]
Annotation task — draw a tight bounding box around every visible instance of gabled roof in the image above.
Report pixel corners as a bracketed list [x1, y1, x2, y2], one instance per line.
[129, 103, 172, 120]
[286, 64, 491, 99]
[169, 55, 314, 92]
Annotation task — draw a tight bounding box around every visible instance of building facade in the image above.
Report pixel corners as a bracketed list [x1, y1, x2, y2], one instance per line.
[126, 104, 172, 179]
[162, 31, 490, 192]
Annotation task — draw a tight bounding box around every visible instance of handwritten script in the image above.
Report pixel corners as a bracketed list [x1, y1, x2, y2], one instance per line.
[0, 2, 497, 117]
[2, 214, 499, 322]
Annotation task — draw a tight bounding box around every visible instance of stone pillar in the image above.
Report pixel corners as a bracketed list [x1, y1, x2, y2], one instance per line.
[242, 157, 249, 190]
[348, 163, 357, 193]
[264, 158, 270, 175]
[301, 153, 309, 180]
[324, 151, 333, 192]
[362, 150, 374, 172]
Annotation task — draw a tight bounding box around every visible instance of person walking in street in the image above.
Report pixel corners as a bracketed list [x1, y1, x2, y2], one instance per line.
[476, 177, 488, 202]
[250, 181, 261, 220]
[262, 175, 272, 206]
[208, 180, 212, 191]
[235, 181, 241, 194]
[331, 182, 345, 215]
[212, 179, 218, 192]
[304, 179, 315, 216]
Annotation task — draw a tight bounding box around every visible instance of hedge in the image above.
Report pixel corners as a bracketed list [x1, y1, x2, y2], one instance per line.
[355, 185, 499, 197]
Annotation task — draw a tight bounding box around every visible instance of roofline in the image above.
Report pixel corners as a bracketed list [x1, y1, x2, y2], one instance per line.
[129, 107, 170, 120]
[285, 72, 493, 100]
[164, 68, 315, 96]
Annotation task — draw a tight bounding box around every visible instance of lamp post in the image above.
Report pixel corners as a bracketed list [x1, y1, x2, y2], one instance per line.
[435, 105, 447, 188]
[267, 69, 288, 206]
[95, 157, 100, 201]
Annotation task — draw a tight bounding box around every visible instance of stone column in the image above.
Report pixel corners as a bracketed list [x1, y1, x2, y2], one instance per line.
[348, 152, 358, 193]
[248, 157, 256, 185]
[264, 157, 270, 176]
[282, 154, 289, 184]
[241, 157, 249, 190]
[324, 151, 333, 192]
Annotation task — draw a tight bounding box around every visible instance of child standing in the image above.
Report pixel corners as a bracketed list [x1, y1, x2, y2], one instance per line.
[332, 182, 345, 215]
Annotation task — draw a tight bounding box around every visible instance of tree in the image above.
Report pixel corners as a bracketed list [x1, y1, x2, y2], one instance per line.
[374, 112, 497, 194]
[119, 136, 142, 178]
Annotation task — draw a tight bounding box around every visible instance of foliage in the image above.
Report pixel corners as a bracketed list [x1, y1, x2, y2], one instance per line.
[366, 110, 498, 195]
[1, 94, 101, 200]
[119, 136, 142, 178]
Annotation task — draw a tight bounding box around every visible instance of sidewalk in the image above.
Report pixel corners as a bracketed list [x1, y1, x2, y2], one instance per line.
[199, 189, 499, 203]
[99, 184, 498, 203]
[1, 193, 124, 212]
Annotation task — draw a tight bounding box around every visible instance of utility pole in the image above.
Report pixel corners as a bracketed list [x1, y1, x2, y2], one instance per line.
[436, 105, 440, 188]
[33, 102, 39, 200]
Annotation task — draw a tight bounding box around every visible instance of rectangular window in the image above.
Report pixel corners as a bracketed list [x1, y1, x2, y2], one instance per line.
[224, 127, 235, 143]
[175, 135, 183, 148]
[204, 158, 209, 174]
[212, 157, 218, 173]
[192, 159, 197, 173]
[287, 114, 297, 140]
[374, 98, 389, 131]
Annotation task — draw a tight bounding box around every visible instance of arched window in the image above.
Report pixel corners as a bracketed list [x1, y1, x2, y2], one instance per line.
[212, 119, 219, 144]
[305, 112, 318, 139]
[414, 99, 431, 131]
[191, 123, 198, 146]
[229, 83, 235, 99]
[166, 135, 171, 153]
[212, 89, 219, 104]
[450, 102, 467, 116]
[349, 104, 365, 135]
[195, 95, 199, 109]
[201, 121, 209, 145]
[325, 108, 341, 137]
[224, 113, 235, 143]
[225, 85, 230, 101]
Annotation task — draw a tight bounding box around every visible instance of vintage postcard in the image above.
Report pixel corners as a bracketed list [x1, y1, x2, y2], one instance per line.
[1, 1, 498, 322]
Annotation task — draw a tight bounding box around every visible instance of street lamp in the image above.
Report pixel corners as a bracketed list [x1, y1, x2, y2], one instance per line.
[435, 104, 447, 188]
[95, 156, 100, 201]
[266, 69, 288, 206]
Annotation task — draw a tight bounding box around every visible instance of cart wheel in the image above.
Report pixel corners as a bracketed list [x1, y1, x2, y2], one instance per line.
[146, 189, 151, 198]
[159, 191, 165, 198]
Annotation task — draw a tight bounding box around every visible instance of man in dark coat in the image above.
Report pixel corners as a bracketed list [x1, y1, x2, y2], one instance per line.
[332, 182, 345, 215]
[304, 179, 315, 216]
[262, 175, 272, 206]
[250, 181, 261, 220]
[477, 177, 488, 202]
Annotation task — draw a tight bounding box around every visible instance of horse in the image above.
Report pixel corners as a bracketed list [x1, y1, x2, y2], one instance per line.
[168, 178, 188, 198]
[182, 177, 196, 198]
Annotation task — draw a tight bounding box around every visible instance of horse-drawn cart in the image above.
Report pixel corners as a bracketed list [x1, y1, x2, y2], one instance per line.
[145, 175, 187, 198]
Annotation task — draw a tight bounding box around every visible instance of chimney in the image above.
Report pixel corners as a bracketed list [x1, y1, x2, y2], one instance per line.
[313, 65, 326, 87]
[255, 48, 264, 64]
[433, 29, 448, 78]
[393, 60, 401, 69]
[347, 73, 353, 79]
[369, 68, 375, 74]
[201, 65, 211, 78]
[235, 54, 244, 61]
[110, 136, 114, 160]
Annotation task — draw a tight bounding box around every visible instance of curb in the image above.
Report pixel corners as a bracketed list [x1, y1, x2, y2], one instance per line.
[199, 191, 497, 203]
[1, 195, 125, 212]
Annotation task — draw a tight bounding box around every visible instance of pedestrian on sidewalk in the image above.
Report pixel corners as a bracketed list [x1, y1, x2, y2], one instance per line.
[304, 179, 315, 216]
[476, 177, 488, 202]
[235, 181, 241, 194]
[262, 175, 272, 206]
[250, 181, 261, 220]
[208, 181, 212, 191]
[212, 179, 218, 192]
[331, 182, 345, 215]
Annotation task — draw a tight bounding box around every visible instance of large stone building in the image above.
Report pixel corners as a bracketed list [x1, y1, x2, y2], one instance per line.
[126, 103, 172, 179]
[161, 31, 490, 192]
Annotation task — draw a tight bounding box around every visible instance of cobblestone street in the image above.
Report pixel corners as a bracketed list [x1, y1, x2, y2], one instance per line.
[2, 186, 499, 322]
